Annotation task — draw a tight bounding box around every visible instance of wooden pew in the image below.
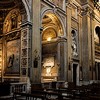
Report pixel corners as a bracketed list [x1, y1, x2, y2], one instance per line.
[14, 90, 63, 100]
[14, 92, 45, 100]
[0, 81, 10, 96]
[31, 90, 63, 100]
[46, 88, 74, 100]
[89, 95, 100, 100]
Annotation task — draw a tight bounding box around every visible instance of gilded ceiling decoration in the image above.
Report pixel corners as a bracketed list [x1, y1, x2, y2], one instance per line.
[42, 27, 57, 41]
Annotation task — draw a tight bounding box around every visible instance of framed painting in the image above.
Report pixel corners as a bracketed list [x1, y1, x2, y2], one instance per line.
[4, 39, 20, 75]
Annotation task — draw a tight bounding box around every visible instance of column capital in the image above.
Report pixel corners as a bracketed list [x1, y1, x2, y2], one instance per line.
[81, 5, 94, 17]
[66, 1, 72, 9]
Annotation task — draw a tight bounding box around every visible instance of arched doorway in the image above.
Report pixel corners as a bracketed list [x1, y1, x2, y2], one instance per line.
[41, 13, 65, 83]
[0, 0, 31, 82]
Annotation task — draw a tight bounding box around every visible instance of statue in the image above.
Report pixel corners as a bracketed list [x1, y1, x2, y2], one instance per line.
[71, 31, 78, 56]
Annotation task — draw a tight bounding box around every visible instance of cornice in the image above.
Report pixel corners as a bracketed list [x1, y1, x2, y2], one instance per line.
[21, 21, 32, 27]
[66, 0, 82, 16]
[41, 0, 66, 16]
[66, 0, 82, 8]
[81, 4, 94, 17]
[94, 14, 100, 23]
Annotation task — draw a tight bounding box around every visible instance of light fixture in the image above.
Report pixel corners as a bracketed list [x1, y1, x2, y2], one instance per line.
[47, 37, 51, 41]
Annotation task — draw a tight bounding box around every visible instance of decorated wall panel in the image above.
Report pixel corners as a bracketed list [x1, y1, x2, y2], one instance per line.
[20, 24, 32, 77]
[5, 39, 20, 75]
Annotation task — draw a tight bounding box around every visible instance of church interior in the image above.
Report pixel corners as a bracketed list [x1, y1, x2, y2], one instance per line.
[0, 0, 100, 99]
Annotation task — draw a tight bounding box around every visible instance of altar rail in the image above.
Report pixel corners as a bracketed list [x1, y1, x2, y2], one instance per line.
[10, 82, 27, 95]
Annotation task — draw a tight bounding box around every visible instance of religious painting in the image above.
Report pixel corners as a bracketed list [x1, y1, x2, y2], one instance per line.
[5, 39, 20, 75]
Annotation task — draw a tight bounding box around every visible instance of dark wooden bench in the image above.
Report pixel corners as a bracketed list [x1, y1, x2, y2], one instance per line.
[31, 83, 44, 91]
[0, 81, 13, 99]
[46, 88, 74, 100]
[14, 91, 63, 100]
[31, 90, 63, 100]
[0, 95, 13, 100]
[0, 81, 10, 96]
[89, 95, 100, 100]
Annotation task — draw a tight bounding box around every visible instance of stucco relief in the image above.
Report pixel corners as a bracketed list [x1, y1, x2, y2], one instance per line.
[42, 57, 54, 76]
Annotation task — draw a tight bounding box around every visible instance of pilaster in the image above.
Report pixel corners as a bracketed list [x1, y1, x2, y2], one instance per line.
[66, 3, 72, 81]
[20, 21, 32, 82]
[90, 12, 95, 80]
[57, 38, 67, 81]
[32, 0, 41, 83]
[81, 5, 94, 81]
[78, 7, 83, 81]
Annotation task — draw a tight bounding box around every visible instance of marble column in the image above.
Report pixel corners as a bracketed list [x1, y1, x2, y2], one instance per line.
[81, 7, 92, 81]
[78, 8, 82, 81]
[91, 14, 95, 80]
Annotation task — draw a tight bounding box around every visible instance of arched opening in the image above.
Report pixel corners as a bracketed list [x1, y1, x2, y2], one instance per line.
[41, 13, 64, 83]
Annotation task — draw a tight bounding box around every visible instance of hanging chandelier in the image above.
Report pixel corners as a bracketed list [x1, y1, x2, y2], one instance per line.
[93, 0, 100, 11]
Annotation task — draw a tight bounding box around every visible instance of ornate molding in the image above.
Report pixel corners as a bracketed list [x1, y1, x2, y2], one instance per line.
[42, 0, 66, 16]
[5, 30, 21, 41]
[66, 1, 72, 8]
[81, 5, 94, 17]
[25, 0, 32, 12]
[21, 21, 32, 27]
[66, 0, 81, 8]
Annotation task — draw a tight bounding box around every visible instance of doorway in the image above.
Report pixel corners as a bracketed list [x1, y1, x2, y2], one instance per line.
[73, 64, 77, 85]
[72, 63, 79, 85]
